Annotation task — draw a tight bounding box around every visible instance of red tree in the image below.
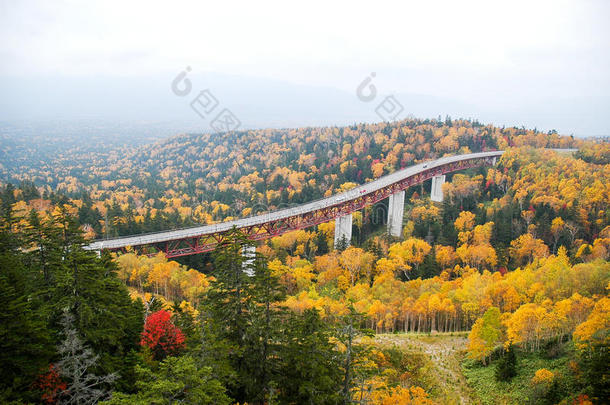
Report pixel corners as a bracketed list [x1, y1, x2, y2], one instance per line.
[140, 310, 185, 359]
[35, 364, 67, 404]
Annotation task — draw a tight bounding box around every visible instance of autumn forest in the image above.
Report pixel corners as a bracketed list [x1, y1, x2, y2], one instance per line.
[1, 118, 608, 404]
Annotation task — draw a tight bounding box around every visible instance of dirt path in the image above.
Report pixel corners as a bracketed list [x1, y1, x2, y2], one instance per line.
[375, 333, 474, 405]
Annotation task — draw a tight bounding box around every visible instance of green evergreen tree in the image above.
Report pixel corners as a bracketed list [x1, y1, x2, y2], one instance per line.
[278, 309, 343, 404]
[203, 228, 255, 402]
[197, 309, 237, 395]
[579, 330, 610, 403]
[101, 356, 231, 405]
[495, 345, 517, 381]
[315, 230, 329, 255]
[0, 208, 53, 402]
[419, 248, 440, 279]
[336, 235, 349, 252]
[243, 251, 288, 403]
[0, 254, 52, 402]
[23, 210, 63, 288]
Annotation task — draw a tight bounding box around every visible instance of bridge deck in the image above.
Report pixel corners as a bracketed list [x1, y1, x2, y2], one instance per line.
[87, 151, 504, 251]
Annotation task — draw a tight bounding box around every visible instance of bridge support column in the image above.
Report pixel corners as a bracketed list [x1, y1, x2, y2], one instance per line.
[430, 175, 446, 202]
[334, 214, 352, 249]
[387, 190, 405, 237]
[242, 245, 256, 276]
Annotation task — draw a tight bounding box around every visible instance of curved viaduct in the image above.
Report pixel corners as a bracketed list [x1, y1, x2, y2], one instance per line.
[87, 151, 504, 257]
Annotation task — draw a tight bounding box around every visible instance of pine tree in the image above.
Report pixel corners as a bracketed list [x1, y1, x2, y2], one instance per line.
[495, 345, 517, 381]
[203, 228, 256, 402]
[278, 309, 343, 404]
[204, 228, 292, 404]
[243, 251, 288, 403]
[419, 247, 440, 279]
[204, 228, 253, 346]
[336, 235, 349, 251]
[0, 212, 53, 403]
[197, 309, 237, 395]
[0, 261, 52, 402]
[579, 331, 610, 403]
[315, 230, 329, 255]
[0, 184, 16, 224]
[23, 210, 63, 288]
[101, 356, 231, 405]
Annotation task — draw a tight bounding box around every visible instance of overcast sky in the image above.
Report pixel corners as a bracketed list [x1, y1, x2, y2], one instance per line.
[1, 0, 609, 136]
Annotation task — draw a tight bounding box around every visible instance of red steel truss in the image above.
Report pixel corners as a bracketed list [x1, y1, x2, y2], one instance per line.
[110, 156, 496, 258]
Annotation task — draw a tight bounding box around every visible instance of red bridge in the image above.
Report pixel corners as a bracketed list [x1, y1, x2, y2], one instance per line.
[87, 151, 503, 257]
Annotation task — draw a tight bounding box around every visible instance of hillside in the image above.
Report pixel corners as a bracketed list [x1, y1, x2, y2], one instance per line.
[1, 118, 584, 238]
[1, 119, 608, 404]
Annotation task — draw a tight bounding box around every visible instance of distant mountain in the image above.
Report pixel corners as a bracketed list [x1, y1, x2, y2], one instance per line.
[0, 73, 472, 129]
[2, 73, 606, 139]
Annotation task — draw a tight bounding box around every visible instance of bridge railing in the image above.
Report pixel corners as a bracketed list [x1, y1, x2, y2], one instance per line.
[86, 150, 504, 250]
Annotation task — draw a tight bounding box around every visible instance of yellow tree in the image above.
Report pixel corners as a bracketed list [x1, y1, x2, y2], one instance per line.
[388, 238, 432, 279]
[531, 368, 555, 399]
[454, 211, 476, 244]
[456, 243, 497, 270]
[467, 307, 503, 364]
[115, 252, 141, 286]
[505, 303, 548, 351]
[315, 252, 347, 289]
[532, 368, 554, 385]
[269, 259, 298, 293]
[435, 245, 457, 270]
[368, 300, 388, 333]
[374, 257, 400, 278]
[317, 222, 335, 251]
[291, 260, 316, 292]
[573, 297, 610, 351]
[339, 247, 375, 286]
[371, 386, 434, 405]
[427, 294, 443, 332]
[509, 234, 549, 266]
[550, 217, 565, 253]
[455, 222, 497, 270]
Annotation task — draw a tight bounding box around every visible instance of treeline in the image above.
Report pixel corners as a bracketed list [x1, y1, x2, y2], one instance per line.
[263, 245, 608, 335]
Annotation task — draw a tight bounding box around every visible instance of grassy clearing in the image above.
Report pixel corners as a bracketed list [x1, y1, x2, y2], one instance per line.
[373, 334, 580, 405]
[462, 344, 574, 405]
[375, 332, 473, 405]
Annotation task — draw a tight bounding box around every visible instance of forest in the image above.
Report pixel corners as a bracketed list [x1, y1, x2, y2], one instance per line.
[1, 117, 608, 404]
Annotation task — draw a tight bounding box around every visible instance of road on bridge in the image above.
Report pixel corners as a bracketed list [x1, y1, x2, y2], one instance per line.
[87, 151, 504, 257]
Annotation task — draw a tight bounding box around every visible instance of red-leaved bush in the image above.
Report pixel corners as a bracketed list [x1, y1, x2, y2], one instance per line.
[140, 310, 185, 359]
[35, 364, 67, 404]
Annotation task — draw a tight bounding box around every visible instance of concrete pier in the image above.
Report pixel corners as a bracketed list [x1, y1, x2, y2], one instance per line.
[430, 175, 446, 202]
[387, 190, 405, 237]
[334, 214, 353, 248]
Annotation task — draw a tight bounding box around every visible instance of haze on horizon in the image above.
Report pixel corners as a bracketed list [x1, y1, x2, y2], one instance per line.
[1, 0, 609, 137]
